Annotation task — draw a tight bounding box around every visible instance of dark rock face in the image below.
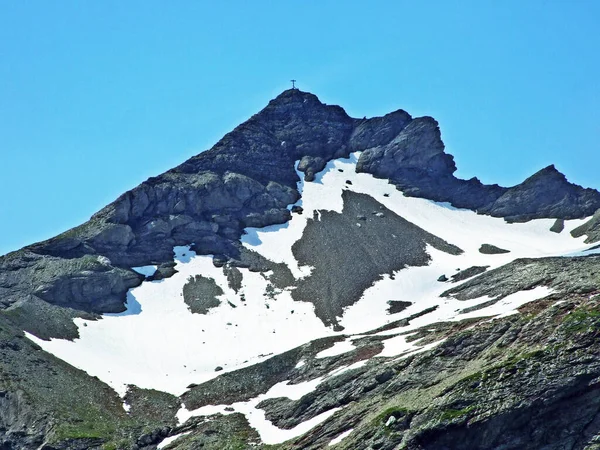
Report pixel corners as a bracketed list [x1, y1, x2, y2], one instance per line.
[297, 155, 327, 182]
[174, 89, 356, 187]
[478, 165, 600, 222]
[356, 121, 600, 222]
[355, 117, 507, 212]
[0, 251, 142, 315]
[357, 117, 456, 180]
[349, 109, 413, 152]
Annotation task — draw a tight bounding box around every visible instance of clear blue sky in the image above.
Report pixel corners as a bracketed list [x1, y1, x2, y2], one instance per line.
[1, 1, 599, 256]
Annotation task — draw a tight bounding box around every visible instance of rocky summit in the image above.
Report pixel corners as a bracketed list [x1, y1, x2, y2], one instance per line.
[2, 89, 600, 450]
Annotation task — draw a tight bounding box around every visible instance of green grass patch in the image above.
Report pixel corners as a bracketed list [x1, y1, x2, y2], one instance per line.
[440, 405, 476, 421]
[562, 308, 600, 334]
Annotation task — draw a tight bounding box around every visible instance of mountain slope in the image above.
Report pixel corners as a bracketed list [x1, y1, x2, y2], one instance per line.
[1, 90, 600, 449]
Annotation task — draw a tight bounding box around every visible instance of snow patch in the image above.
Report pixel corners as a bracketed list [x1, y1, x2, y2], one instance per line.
[178, 377, 339, 445]
[326, 360, 368, 378]
[131, 265, 158, 277]
[376, 286, 553, 358]
[329, 428, 353, 446]
[157, 431, 191, 449]
[316, 339, 356, 359]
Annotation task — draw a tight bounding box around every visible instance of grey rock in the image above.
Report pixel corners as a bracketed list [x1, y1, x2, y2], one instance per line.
[571, 209, 600, 243]
[297, 155, 327, 181]
[480, 165, 600, 222]
[550, 218, 565, 233]
[451, 266, 489, 282]
[349, 109, 413, 152]
[479, 244, 510, 254]
[442, 255, 600, 301]
[357, 117, 455, 180]
[356, 119, 600, 222]
[387, 300, 412, 315]
[182, 275, 224, 314]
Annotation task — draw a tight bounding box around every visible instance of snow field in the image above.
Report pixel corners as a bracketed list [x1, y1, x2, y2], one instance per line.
[27, 246, 333, 397]
[329, 428, 354, 446]
[316, 339, 357, 358]
[177, 354, 374, 444]
[156, 431, 190, 449]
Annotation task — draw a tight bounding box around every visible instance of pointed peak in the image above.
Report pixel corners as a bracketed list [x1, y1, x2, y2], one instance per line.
[539, 164, 559, 173]
[257, 89, 350, 122]
[269, 88, 321, 105]
[524, 164, 567, 184]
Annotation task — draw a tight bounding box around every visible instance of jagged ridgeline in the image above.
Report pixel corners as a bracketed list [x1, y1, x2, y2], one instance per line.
[1, 89, 600, 449]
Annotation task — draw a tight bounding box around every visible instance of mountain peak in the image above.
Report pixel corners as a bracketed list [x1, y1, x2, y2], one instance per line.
[483, 163, 600, 221]
[261, 88, 350, 120]
[270, 88, 316, 102]
[4, 89, 600, 450]
[527, 164, 565, 181]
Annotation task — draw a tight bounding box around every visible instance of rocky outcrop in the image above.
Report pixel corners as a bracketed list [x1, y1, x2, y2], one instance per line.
[450, 266, 489, 282]
[349, 109, 413, 152]
[572, 209, 600, 243]
[0, 251, 142, 315]
[479, 165, 600, 222]
[479, 244, 510, 254]
[182, 275, 224, 314]
[356, 120, 600, 221]
[550, 218, 565, 233]
[357, 117, 456, 180]
[442, 255, 600, 301]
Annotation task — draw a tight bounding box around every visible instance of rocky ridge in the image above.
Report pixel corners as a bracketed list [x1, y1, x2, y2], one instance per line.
[1, 90, 600, 449]
[3, 90, 599, 333]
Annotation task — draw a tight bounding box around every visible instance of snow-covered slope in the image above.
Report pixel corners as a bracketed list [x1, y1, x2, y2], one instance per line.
[26, 152, 596, 445]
